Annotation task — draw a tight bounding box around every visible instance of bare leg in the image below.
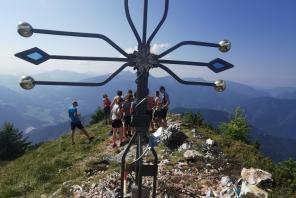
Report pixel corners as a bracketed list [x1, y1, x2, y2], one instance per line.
[150, 120, 155, 131]
[112, 128, 117, 146]
[163, 118, 167, 128]
[123, 125, 127, 138]
[71, 130, 75, 144]
[119, 127, 123, 145]
[128, 126, 131, 136]
[81, 128, 91, 140]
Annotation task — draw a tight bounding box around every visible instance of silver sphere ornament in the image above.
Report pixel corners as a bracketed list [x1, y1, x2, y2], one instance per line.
[219, 39, 231, 53]
[17, 22, 33, 37]
[19, 76, 35, 90]
[214, 79, 226, 92]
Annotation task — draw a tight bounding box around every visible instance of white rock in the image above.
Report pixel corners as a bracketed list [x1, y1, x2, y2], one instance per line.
[205, 189, 216, 198]
[41, 194, 47, 198]
[240, 181, 268, 198]
[178, 143, 190, 151]
[220, 176, 231, 187]
[183, 150, 203, 160]
[241, 168, 272, 185]
[206, 138, 214, 146]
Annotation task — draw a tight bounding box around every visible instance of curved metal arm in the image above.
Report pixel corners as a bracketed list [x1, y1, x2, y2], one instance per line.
[157, 64, 214, 86]
[33, 28, 129, 57]
[34, 63, 129, 87]
[157, 40, 219, 58]
[147, 0, 169, 46]
[125, 0, 142, 45]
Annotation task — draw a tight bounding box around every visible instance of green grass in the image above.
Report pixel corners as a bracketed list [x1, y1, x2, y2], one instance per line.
[1, 115, 296, 197]
[0, 123, 116, 198]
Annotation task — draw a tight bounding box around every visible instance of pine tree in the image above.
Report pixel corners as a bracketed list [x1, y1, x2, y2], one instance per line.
[219, 107, 250, 143]
[89, 108, 105, 125]
[0, 122, 31, 161]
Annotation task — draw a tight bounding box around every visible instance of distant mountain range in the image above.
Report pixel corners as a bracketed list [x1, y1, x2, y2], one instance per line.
[0, 70, 296, 161]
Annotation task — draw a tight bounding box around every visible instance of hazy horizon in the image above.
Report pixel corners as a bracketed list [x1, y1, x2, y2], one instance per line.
[1, 0, 296, 88]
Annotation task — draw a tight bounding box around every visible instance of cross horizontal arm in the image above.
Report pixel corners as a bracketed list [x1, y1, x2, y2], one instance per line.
[147, 0, 169, 46]
[157, 64, 215, 86]
[33, 28, 129, 57]
[157, 41, 220, 58]
[125, 0, 142, 45]
[34, 63, 129, 87]
[158, 59, 209, 67]
[50, 55, 129, 62]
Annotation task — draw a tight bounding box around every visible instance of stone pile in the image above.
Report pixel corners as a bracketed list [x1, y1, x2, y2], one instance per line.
[44, 122, 272, 198]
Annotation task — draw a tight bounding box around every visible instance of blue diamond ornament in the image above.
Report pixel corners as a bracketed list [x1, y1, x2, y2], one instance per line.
[15, 47, 50, 65]
[208, 58, 234, 73]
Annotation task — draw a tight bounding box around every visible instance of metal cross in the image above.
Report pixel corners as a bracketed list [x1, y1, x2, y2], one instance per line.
[15, 0, 233, 197]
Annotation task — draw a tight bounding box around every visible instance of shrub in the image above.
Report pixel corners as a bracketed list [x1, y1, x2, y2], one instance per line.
[273, 159, 296, 193]
[219, 107, 250, 143]
[182, 112, 204, 127]
[89, 108, 105, 125]
[0, 122, 31, 161]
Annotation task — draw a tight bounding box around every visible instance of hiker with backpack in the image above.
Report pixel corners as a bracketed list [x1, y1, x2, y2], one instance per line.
[122, 94, 133, 138]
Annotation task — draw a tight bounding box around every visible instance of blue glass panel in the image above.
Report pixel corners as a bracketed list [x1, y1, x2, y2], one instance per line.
[212, 62, 225, 69]
[27, 52, 43, 61]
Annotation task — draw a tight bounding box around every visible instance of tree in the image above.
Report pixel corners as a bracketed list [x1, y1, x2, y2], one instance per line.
[273, 159, 296, 194]
[182, 112, 204, 127]
[0, 122, 31, 161]
[89, 108, 105, 125]
[219, 107, 250, 143]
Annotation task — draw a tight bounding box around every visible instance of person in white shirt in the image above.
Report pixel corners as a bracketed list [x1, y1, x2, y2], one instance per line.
[111, 97, 124, 148]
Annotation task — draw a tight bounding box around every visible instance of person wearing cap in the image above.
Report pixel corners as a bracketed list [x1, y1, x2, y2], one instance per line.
[68, 100, 93, 144]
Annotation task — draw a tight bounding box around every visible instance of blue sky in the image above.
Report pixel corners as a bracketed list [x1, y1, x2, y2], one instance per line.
[1, 0, 296, 88]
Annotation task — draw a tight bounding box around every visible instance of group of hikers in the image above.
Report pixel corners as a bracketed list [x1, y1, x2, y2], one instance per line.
[68, 86, 170, 148]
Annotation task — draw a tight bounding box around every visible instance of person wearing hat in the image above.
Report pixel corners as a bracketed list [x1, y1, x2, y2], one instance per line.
[68, 100, 93, 144]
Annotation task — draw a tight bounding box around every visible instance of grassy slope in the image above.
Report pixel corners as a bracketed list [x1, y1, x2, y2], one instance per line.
[0, 117, 295, 197]
[0, 123, 117, 198]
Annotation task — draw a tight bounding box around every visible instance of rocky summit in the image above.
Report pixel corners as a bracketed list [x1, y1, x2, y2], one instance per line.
[43, 119, 272, 197]
[1, 114, 294, 198]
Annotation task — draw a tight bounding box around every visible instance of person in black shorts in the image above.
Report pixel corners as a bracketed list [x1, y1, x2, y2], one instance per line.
[153, 91, 161, 128]
[146, 89, 155, 131]
[159, 86, 170, 127]
[111, 97, 124, 147]
[122, 94, 133, 138]
[68, 101, 93, 144]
